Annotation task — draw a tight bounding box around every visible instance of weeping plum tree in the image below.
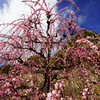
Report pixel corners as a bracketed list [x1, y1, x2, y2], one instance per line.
[0, 0, 99, 99]
[0, 0, 81, 92]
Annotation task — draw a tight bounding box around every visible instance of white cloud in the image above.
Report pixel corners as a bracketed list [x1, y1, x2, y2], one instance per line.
[0, 0, 57, 24]
[0, 0, 28, 23]
[77, 16, 87, 25]
[60, 6, 73, 18]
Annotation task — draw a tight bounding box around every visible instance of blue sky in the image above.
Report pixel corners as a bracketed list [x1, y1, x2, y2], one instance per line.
[58, 0, 100, 34]
[0, 0, 100, 34]
[75, 0, 100, 34]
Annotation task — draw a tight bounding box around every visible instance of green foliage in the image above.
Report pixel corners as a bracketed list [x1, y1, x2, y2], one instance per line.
[27, 55, 40, 61]
[83, 30, 97, 37]
[27, 55, 46, 66]
[0, 65, 11, 74]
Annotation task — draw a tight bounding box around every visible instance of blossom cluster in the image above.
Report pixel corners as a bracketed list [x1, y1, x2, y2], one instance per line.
[46, 81, 65, 100]
[76, 38, 98, 50]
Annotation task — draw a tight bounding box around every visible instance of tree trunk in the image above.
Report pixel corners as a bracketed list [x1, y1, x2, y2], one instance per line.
[41, 73, 50, 93]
